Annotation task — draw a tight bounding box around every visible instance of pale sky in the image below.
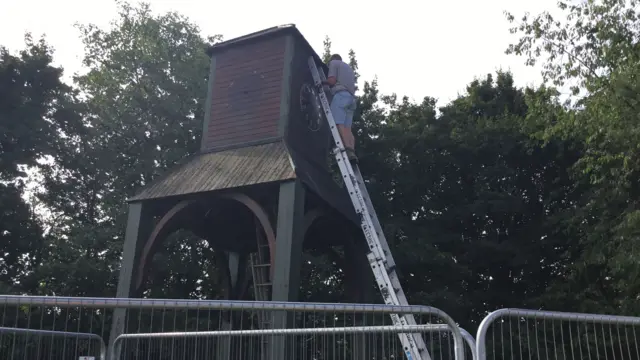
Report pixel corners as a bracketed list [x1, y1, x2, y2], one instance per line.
[2, 0, 559, 105]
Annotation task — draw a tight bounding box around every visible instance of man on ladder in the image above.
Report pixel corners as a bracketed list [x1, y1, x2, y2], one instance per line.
[322, 54, 358, 162]
[309, 55, 438, 360]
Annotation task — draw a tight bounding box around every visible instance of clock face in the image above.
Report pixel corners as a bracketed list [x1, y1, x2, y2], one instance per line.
[299, 83, 322, 132]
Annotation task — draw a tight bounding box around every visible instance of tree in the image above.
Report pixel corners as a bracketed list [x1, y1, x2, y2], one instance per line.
[0, 183, 43, 294]
[0, 36, 82, 294]
[506, 0, 640, 314]
[0, 35, 82, 180]
[360, 73, 581, 327]
[317, 35, 583, 325]
[35, 1, 222, 298]
[322, 36, 332, 63]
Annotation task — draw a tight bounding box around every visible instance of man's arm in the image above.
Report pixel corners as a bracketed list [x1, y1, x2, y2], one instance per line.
[323, 60, 338, 86]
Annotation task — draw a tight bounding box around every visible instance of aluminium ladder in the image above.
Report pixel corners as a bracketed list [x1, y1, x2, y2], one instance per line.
[250, 223, 272, 360]
[307, 57, 432, 360]
[250, 226, 272, 304]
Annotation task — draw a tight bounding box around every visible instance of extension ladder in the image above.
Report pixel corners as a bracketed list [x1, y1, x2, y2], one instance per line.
[307, 57, 432, 360]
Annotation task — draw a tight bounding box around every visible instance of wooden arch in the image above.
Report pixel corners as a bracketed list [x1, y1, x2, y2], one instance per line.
[134, 193, 276, 291]
[299, 207, 367, 302]
[303, 207, 326, 235]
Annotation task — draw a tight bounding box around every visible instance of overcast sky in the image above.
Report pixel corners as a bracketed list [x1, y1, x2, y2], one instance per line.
[2, 0, 559, 105]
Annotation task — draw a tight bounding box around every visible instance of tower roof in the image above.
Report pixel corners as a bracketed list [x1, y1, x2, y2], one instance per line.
[128, 142, 295, 202]
[206, 24, 325, 68]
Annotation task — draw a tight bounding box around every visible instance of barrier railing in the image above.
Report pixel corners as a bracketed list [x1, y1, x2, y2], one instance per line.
[476, 308, 640, 360]
[0, 326, 106, 360]
[112, 325, 472, 360]
[0, 295, 468, 360]
[458, 327, 478, 360]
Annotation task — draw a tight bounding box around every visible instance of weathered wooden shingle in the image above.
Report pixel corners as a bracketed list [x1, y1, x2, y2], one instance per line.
[128, 141, 295, 202]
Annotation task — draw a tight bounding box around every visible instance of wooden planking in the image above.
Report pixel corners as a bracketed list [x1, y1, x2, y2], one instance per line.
[129, 141, 296, 201]
[203, 36, 286, 151]
[280, 35, 359, 226]
[284, 37, 332, 170]
[287, 145, 359, 226]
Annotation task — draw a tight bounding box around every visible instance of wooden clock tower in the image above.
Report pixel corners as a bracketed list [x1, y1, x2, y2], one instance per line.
[109, 24, 375, 359]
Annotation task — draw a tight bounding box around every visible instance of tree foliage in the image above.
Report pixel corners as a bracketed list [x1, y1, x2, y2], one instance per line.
[0, 36, 82, 179]
[0, 36, 81, 294]
[507, 0, 640, 314]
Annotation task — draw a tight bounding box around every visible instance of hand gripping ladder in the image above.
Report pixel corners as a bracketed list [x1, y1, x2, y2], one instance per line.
[307, 57, 432, 360]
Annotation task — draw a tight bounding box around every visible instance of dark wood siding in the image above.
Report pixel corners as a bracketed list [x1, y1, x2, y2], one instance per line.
[282, 38, 359, 224]
[202, 36, 286, 152]
[284, 37, 332, 170]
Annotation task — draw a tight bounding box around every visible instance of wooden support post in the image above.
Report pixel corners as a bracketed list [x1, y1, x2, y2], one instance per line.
[268, 180, 305, 360]
[108, 202, 153, 358]
[227, 251, 240, 287]
[216, 251, 245, 360]
[271, 180, 305, 302]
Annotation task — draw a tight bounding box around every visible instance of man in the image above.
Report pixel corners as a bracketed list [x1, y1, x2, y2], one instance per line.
[322, 54, 357, 162]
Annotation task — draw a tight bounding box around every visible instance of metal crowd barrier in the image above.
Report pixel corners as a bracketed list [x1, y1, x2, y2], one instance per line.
[0, 295, 470, 360]
[476, 308, 640, 360]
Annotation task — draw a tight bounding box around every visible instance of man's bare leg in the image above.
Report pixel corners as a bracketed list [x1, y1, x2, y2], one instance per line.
[337, 124, 357, 161]
[337, 124, 354, 150]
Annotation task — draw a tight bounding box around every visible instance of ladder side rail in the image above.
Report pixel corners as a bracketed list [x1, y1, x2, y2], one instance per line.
[311, 58, 416, 324]
[314, 60, 431, 360]
[352, 168, 430, 353]
[314, 64, 396, 268]
[314, 59, 419, 315]
[313, 62, 395, 264]
[309, 57, 430, 360]
[308, 59, 387, 265]
[367, 254, 427, 360]
[315, 61, 425, 318]
[351, 168, 399, 280]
